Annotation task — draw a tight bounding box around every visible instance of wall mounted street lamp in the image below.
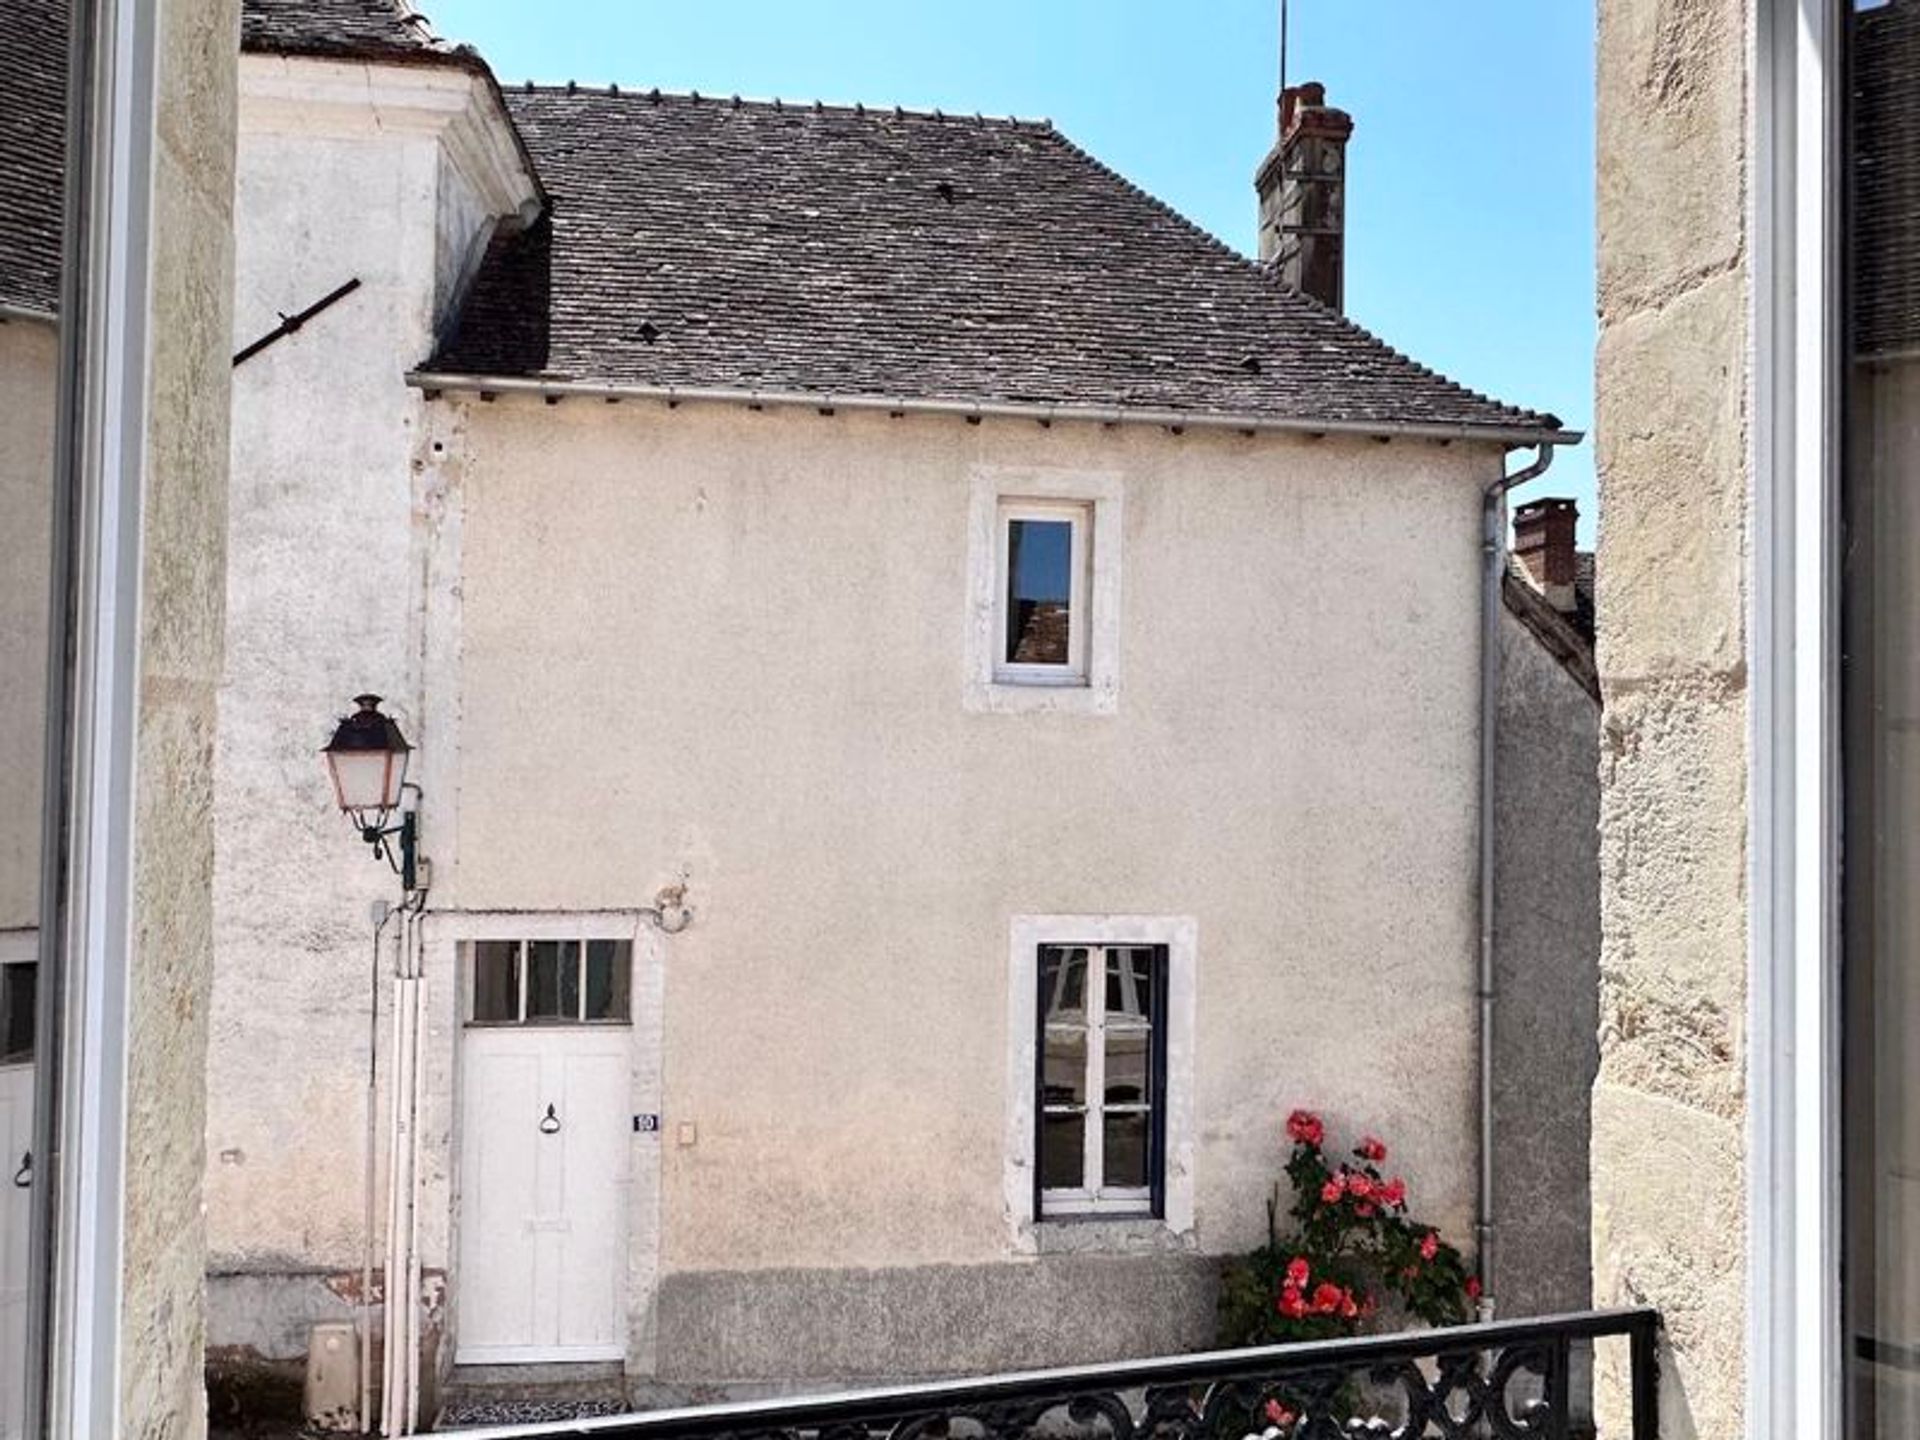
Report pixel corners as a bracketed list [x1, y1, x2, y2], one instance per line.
[322, 694, 422, 896]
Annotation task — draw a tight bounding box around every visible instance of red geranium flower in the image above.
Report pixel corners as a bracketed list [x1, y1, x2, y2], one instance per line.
[1465, 1275, 1483, 1301]
[1320, 1176, 1344, 1205]
[1285, 1110, 1325, 1148]
[1381, 1177, 1406, 1208]
[1263, 1400, 1296, 1429]
[1347, 1172, 1374, 1200]
[1278, 1284, 1307, 1318]
[1286, 1257, 1310, 1288]
[1357, 1136, 1387, 1163]
[1311, 1281, 1345, 1314]
[1419, 1230, 1440, 1262]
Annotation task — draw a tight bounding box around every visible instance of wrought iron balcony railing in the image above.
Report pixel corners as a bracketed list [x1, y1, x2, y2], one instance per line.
[448, 1307, 1660, 1440]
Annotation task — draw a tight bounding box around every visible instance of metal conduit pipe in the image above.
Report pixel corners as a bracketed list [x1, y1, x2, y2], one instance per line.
[1476, 440, 1560, 1320]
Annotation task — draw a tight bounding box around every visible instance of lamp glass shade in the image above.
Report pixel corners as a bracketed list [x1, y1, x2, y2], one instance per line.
[322, 694, 413, 816]
[326, 746, 408, 816]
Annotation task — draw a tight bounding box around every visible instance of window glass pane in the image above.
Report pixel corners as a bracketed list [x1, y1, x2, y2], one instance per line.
[0, 966, 32, 1066]
[1040, 1113, 1085, 1191]
[471, 941, 520, 1023]
[1104, 1028, 1149, 1107]
[1005, 516, 1074, 665]
[525, 940, 580, 1021]
[1847, 9, 1920, 1435]
[1107, 946, 1156, 1025]
[1103, 1111, 1150, 1189]
[584, 939, 631, 1021]
[1040, 945, 1087, 1021]
[1042, 1028, 1087, 1107]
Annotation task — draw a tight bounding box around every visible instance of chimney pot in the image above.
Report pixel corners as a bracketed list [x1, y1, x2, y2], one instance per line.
[1257, 81, 1353, 311]
[1513, 497, 1581, 614]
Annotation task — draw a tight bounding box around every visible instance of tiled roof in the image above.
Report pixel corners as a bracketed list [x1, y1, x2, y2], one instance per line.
[240, 0, 477, 69]
[0, 0, 68, 316]
[426, 88, 1565, 438]
[1855, 0, 1920, 355]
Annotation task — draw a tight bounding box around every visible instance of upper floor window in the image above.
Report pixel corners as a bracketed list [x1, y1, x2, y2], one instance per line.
[997, 501, 1090, 685]
[468, 938, 632, 1025]
[965, 469, 1122, 715]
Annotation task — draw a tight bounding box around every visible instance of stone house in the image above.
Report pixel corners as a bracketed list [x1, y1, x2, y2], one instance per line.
[1591, 0, 1920, 1436]
[2, 0, 1601, 1428]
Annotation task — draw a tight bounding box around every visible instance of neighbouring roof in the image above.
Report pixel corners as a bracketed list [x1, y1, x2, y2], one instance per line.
[1856, 0, 1920, 355]
[241, 0, 478, 71]
[424, 88, 1567, 439]
[1503, 565, 1598, 703]
[0, 0, 68, 317]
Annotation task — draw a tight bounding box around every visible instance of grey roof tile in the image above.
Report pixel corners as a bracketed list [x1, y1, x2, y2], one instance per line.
[240, 0, 474, 68]
[0, 0, 68, 316]
[428, 88, 1564, 436]
[1855, 0, 1920, 355]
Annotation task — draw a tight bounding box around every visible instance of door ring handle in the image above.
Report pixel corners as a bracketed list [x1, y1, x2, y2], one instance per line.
[539, 1104, 561, 1135]
[12, 1152, 29, 1189]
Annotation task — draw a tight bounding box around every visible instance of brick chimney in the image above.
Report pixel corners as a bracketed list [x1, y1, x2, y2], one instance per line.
[1513, 497, 1580, 614]
[1256, 81, 1354, 311]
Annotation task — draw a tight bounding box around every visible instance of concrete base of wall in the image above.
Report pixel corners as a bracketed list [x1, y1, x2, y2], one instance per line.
[653, 1256, 1220, 1384]
[208, 1267, 445, 1430]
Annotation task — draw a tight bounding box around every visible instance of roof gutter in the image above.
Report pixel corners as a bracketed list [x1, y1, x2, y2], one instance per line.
[405, 371, 1584, 449]
[1475, 439, 1563, 1321]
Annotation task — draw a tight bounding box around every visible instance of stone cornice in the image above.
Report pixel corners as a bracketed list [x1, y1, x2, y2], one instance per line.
[238, 54, 541, 223]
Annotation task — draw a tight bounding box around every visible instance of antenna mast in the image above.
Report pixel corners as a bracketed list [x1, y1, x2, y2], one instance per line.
[1278, 0, 1290, 104]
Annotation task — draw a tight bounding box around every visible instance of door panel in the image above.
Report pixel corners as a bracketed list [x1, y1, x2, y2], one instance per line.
[457, 1030, 631, 1363]
[0, 1064, 30, 1440]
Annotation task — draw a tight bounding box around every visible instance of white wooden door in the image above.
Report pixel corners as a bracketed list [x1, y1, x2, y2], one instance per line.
[0, 1062, 32, 1440]
[457, 1029, 630, 1362]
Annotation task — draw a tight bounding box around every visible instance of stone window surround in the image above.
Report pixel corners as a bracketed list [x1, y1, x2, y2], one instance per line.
[964, 466, 1123, 715]
[1002, 914, 1197, 1253]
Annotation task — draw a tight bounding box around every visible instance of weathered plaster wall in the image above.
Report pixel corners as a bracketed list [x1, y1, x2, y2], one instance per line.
[0, 319, 56, 936]
[1593, 0, 1750, 1433]
[205, 53, 535, 1374]
[120, 0, 240, 1435]
[1491, 602, 1599, 1318]
[423, 397, 1496, 1378]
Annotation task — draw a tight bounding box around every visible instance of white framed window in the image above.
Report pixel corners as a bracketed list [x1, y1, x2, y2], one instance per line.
[465, 938, 632, 1026]
[994, 500, 1090, 686]
[1036, 943, 1165, 1217]
[1003, 914, 1196, 1245]
[965, 468, 1122, 715]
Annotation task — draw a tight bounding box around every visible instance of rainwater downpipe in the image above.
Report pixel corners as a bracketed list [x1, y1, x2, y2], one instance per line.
[1476, 440, 1560, 1320]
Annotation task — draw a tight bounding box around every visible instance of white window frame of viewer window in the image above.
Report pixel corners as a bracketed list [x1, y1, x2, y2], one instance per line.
[1036, 943, 1160, 1217]
[965, 467, 1122, 715]
[1003, 914, 1196, 1248]
[1749, 0, 1842, 1436]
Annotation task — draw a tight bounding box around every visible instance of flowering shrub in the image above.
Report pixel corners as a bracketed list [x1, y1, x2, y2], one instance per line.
[1216, 1110, 1477, 1349]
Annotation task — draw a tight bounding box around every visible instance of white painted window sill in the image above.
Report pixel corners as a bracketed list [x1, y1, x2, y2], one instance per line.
[968, 680, 1118, 716]
[1031, 1218, 1195, 1255]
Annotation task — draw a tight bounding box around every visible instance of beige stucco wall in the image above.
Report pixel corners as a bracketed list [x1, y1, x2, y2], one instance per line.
[422, 396, 1494, 1355]
[1593, 0, 1750, 1434]
[205, 52, 534, 1300]
[0, 319, 57, 937]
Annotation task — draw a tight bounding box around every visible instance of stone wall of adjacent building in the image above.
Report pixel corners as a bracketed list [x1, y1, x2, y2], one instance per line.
[121, 0, 240, 1435]
[1492, 591, 1599, 1319]
[1592, 0, 1750, 1435]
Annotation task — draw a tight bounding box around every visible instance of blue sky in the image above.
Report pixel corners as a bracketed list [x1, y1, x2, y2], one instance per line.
[434, 1, 1598, 541]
